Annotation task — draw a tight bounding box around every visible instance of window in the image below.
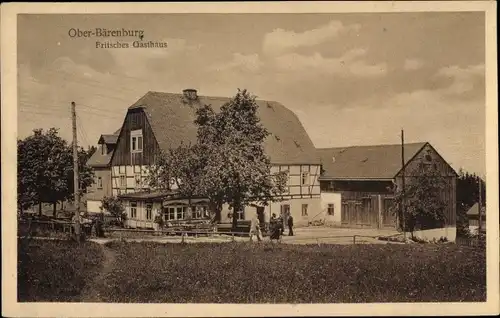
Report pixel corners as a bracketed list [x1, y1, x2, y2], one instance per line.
[176, 206, 186, 220]
[327, 204, 335, 216]
[165, 207, 176, 221]
[131, 130, 143, 153]
[301, 172, 310, 186]
[135, 174, 142, 188]
[281, 204, 290, 216]
[119, 175, 126, 188]
[236, 208, 245, 220]
[130, 202, 137, 219]
[101, 144, 106, 155]
[97, 176, 103, 189]
[194, 206, 206, 219]
[301, 204, 308, 216]
[146, 204, 153, 220]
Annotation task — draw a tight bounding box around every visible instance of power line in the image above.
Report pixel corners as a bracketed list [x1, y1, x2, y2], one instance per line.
[19, 101, 125, 120]
[22, 70, 151, 98]
[76, 113, 91, 145]
[19, 92, 131, 115]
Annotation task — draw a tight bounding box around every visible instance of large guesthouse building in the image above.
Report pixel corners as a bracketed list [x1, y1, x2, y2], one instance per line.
[106, 89, 322, 228]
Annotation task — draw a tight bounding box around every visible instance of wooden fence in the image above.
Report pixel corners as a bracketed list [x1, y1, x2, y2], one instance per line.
[456, 236, 486, 248]
[18, 220, 392, 244]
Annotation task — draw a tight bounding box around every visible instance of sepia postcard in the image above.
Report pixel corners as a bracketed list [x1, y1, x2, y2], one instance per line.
[2, 1, 499, 317]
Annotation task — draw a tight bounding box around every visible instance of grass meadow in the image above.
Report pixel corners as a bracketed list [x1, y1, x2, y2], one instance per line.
[18, 239, 486, 303]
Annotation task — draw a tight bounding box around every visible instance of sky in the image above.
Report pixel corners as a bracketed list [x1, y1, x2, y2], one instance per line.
[17, 12, 486, 176]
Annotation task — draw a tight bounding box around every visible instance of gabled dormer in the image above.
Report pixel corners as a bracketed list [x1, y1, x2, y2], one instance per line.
[98, 134, 119, 155]
[87, 130, 120, 168]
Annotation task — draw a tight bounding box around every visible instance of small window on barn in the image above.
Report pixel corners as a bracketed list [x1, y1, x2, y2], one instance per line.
[97, 176, 103, 189]
[327, 204, 335, 215]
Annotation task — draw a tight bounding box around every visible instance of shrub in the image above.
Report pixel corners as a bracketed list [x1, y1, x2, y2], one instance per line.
[100, 196, 126, 226]
[154, 215, 164, 228]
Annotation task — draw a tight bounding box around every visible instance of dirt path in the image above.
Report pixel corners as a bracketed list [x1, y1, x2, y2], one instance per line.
[80, 244, 116, 302]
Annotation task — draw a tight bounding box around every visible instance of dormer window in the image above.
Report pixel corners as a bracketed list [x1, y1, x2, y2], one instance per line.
[131, 129, 143, 153]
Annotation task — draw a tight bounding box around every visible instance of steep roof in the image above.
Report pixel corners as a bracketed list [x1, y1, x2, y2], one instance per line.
[87, 129, 120, 168]
[318, 142, 427, 180]
[125, 91, 320, 165]
[98, 134, 118, 145]
[466, 202, 486, 216]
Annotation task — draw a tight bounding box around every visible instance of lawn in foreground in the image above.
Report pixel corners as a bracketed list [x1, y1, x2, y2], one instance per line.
[17, 239, 104, 302]
[99, 241, 485, 303]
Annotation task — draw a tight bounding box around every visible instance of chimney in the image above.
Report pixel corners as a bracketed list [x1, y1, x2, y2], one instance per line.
[182, 88, 198, 101]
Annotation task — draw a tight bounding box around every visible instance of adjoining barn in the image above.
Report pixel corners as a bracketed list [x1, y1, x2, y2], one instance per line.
[317, 142, 458, 241]
[109, 89, 322, 229]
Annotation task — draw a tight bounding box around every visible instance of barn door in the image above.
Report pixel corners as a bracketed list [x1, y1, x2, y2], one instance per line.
[341, 202, 349, 225]
[381, 197, 396, 228]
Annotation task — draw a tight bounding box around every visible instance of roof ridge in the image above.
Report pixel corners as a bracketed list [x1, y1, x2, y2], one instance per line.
[144, 90, 284, 105]
[317, 141, 427, 151]
[120, 90, 321, 165]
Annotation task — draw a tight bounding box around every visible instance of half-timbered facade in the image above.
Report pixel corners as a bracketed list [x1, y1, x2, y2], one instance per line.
[109, 89, 322, 228]
[318, 142, 458, 240]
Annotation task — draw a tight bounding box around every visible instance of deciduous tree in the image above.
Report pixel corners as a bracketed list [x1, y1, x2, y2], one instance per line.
[394, 162, 448, 235]
[100, 196, 126, 225]
[456, 169, 486, 236]
[17, 128, 95, 217]
[146, 143, 205, 218]
[195, 89, 288, 229]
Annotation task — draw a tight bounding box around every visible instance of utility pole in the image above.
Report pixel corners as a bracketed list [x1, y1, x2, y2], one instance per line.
[401, 129, 406, 240]
[478, 176, 483, 233]
[71, 101, 81, 242]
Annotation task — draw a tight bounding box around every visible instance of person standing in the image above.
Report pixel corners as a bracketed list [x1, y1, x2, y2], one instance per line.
[270, 213, 282, 241]
[288, 215, 294, 236]
[250, 214, 262, 242]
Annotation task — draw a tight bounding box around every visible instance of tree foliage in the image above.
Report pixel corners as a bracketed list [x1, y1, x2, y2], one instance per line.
[146, 89, 288, 228]
[146, 143, 206, 218]
[456, 168, 486, 236]
[85, 145, 97, 161]
[100, 196, 126, 225]
[195, 89, 288, 229]
[394, 163, 448, 234]
[17, 128, 95, 216]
